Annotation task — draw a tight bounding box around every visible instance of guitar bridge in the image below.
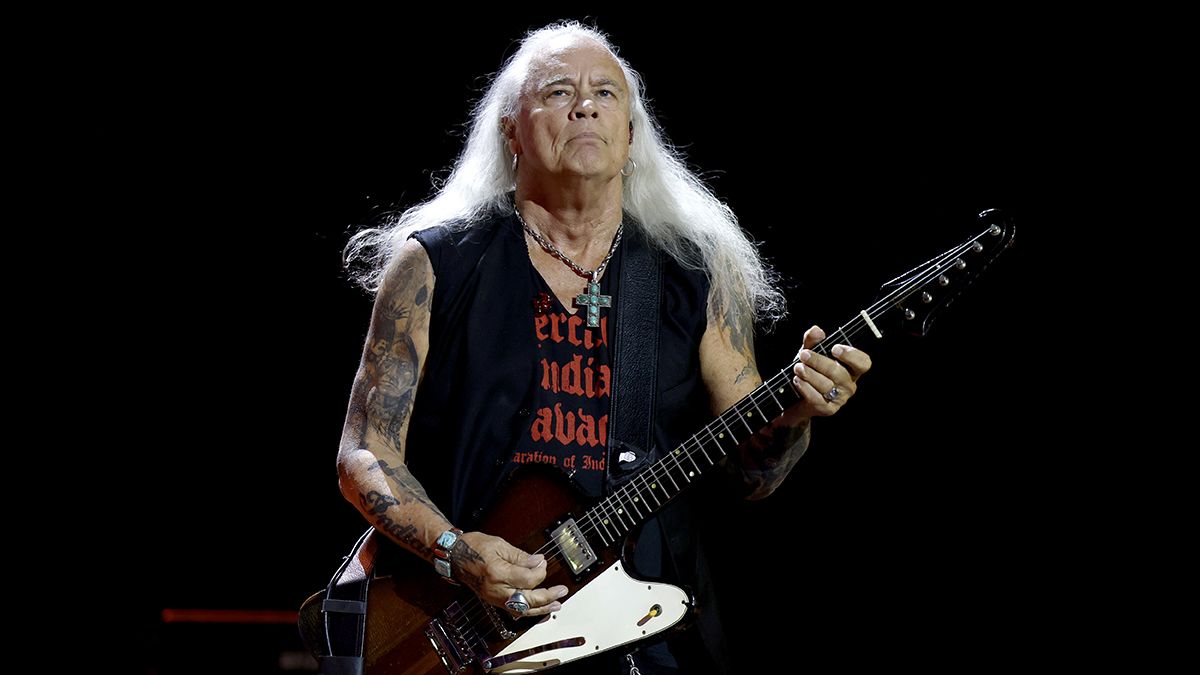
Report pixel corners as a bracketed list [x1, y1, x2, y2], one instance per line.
[548, 518, 597, 576]
[425, 617, 468, 674]
[424, 601, 481, 674]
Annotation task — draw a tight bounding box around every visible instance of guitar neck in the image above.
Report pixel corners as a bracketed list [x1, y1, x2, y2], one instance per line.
[581, 339, 831, 546]
[583, 222, 1010, 543]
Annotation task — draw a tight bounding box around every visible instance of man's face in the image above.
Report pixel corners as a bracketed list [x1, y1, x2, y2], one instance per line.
[506, 38, 632, 183]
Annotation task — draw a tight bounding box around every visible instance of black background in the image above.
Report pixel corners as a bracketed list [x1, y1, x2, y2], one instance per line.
[141, 12, 1042, 673]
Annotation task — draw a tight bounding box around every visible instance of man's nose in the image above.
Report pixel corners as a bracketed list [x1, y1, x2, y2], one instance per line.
[572, 98, 598, 119]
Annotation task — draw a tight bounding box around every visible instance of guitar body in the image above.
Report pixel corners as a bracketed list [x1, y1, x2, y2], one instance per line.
[303, 465, 692, 674]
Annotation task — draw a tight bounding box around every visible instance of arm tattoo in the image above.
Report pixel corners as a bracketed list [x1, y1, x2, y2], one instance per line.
[357, 490, 432, 557]
[449, 539, 487, 590]
[722, 301, 754, 357]
[355, 460, 447, 558]
[736, 421, 811, 500]
[340, 248, 443, 560]
[368, 459, 447, 519]
[365, 331, 418, 447]
[711, 296, 758, 384]
[358, 261, 431, 453]
[361, 490, 401, 514]
[735, 364, 754, 385]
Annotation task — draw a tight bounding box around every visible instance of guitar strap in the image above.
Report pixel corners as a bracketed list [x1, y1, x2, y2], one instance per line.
[605, 217, 663, 492]
[315, 526, 376, 675]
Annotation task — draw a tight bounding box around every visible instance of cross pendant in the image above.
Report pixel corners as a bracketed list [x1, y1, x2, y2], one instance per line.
[574, 279, 612, 328]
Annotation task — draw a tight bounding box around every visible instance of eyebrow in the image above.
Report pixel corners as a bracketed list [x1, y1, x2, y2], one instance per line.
[536, 75, 625, 92]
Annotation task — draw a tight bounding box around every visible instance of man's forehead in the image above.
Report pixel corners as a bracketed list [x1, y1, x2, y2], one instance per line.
[527, 42, 625, 86]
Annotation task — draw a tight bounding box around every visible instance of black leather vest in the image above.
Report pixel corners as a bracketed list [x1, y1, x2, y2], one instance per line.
[407, 203, 729, 671]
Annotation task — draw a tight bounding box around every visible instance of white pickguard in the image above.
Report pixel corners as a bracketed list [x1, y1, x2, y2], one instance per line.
[488, 562, 690, 672]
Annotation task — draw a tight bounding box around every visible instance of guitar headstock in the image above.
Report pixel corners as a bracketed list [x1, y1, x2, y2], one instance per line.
[878, 208, 1016, 337]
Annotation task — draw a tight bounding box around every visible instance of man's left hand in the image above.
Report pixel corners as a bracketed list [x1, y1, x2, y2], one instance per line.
[785, 325, 871, 424]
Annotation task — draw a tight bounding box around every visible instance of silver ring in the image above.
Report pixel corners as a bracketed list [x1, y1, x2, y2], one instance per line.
[824, 386, 840, 402]
[505, 590, 530, 614]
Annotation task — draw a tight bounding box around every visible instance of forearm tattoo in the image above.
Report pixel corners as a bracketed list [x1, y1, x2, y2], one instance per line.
[737, 421, 811, 499]
[368, 459, 447, 518]
[356, 459, 447, 558]
[358, 490, 432, 557]
[449, 540, 487, 590]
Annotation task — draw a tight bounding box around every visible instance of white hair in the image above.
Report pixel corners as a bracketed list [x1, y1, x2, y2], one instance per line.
[345, 20, 785, 326]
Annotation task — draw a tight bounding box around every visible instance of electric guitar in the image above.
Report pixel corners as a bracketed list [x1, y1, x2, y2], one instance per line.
[299, 209, 1016, 674]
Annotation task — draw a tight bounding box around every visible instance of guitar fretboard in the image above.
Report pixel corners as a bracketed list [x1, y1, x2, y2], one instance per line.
[579, 222, 1008, 547]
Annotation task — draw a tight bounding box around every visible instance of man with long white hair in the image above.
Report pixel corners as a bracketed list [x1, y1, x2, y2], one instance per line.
[333, 20, 871, 674]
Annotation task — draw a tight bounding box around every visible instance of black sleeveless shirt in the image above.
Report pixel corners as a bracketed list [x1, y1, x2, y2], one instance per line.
[407, 201, 729, 672]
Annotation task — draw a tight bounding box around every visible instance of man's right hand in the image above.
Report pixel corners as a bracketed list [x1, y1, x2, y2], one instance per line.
[451, 531, 569, 617]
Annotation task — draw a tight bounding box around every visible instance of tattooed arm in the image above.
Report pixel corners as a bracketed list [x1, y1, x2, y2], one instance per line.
[336, 238, 447, 554]
[336, 239, 565, 616]
[700, 297, 871, 500]
[699, 296, 807, 499]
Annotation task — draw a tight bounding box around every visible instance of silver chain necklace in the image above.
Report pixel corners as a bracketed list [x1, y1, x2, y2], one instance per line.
[515, 206, 623, 328]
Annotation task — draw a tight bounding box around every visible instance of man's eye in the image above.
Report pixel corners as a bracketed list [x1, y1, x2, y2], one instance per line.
[550, 89, 570, 96]
[598, 89, 613, 97]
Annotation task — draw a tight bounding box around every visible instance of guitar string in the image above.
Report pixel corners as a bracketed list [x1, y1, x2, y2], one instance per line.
[445, 227, 996, 639]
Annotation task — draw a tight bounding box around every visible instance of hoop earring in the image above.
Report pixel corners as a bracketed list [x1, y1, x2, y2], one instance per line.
[512, 154, 519, 171]
[620, 157, 636, 177]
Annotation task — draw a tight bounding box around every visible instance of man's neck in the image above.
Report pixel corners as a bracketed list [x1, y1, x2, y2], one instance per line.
[515, 177, 623, 250]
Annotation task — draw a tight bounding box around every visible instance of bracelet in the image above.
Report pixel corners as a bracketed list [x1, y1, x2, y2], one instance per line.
[432, 527, 463, 584]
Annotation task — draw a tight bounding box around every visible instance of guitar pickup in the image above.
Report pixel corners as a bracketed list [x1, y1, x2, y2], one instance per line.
[548, 519, 597, 576]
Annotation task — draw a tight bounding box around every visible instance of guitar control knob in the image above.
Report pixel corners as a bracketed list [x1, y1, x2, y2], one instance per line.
[937, 274, 949, 286]
[921, 292, 933, 303]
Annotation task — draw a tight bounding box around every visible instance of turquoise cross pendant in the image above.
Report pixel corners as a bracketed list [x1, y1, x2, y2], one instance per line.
[574, 279, 612, 328]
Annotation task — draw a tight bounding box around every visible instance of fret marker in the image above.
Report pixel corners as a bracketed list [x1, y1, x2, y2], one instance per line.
[651, 483, 657, 489]
[746, 411, 753, 417]
[617, 509, 623, 514]
[860, 310, 883, 339]
[674, 450, 681, 455]
[778, 387, 785, 394]
[688, 471, 694, 477]
[603, 519, 610, 525]
[718, 433, 725, 439]
[633, 497, 640, 502]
